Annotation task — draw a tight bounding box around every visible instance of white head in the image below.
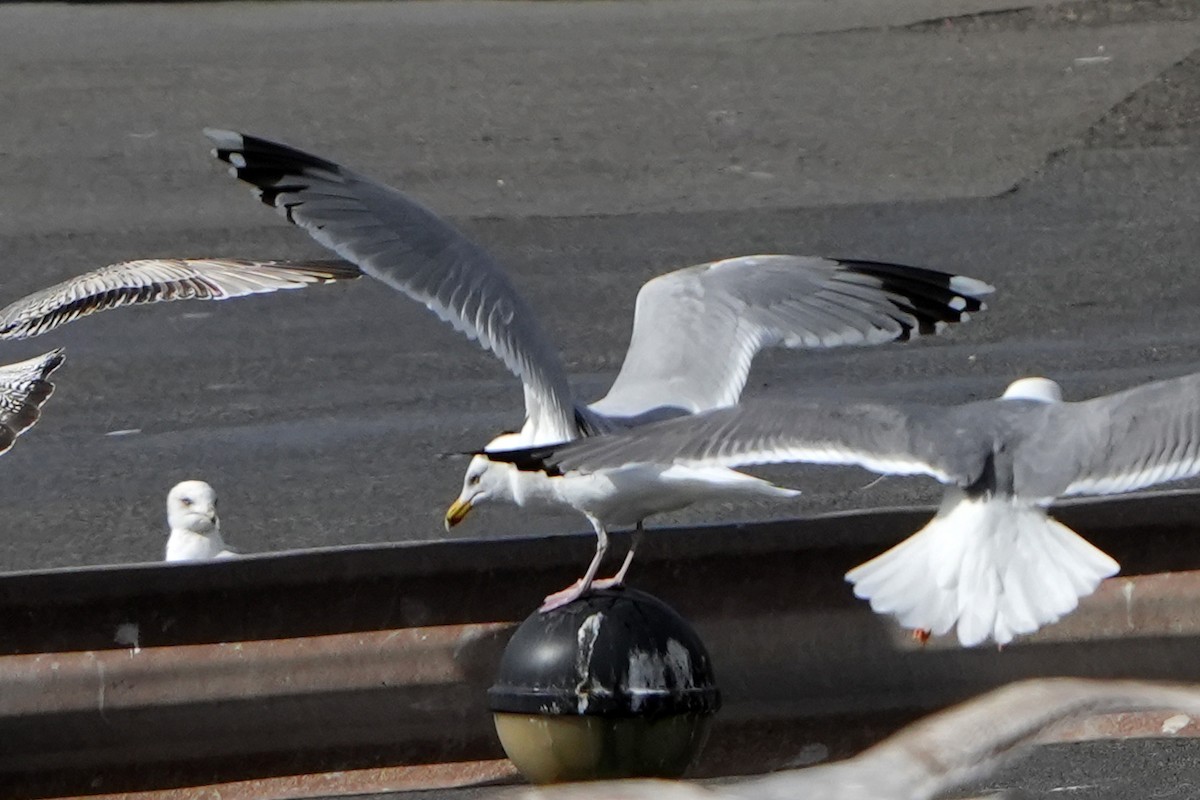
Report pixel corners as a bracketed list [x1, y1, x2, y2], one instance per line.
[444, 432, 525, 531]
[167, 480, 219, 534]
[1001, 377, 1063, 404]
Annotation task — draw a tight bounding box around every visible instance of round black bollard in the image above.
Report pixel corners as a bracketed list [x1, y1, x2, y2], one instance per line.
[488, 587, 720, 784]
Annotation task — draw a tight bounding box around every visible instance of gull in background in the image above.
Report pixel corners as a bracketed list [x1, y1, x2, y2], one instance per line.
[0, 257, 360, 339]
[164, 480, 237, 562]
[205, 128, 994, 609]
[0, 349, 65, 457]
[507, 372, 1200, 644]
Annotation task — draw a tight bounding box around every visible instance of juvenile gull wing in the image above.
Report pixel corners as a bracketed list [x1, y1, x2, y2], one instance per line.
[0, 349, 64, 455]
[0, 258, 360, 340]
[591, 256, 994, 416]
[536, 398, 982, 485]
[205, 129, 581, 441]
[1042, 371, 1200, 498]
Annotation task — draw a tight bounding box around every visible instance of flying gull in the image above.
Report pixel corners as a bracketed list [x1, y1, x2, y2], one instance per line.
[0, 349, 65, 457]
[164, 480, 237, 562]
[500, 372, 1200, 644]
[204, 128, 995, 609]
[0, 257, 360, 339]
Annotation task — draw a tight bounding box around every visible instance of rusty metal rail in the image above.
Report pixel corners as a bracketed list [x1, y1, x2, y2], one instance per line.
[3, 491, 1200, 798]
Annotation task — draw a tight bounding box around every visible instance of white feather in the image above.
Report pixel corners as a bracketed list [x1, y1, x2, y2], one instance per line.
[846, 494, 1119, 647]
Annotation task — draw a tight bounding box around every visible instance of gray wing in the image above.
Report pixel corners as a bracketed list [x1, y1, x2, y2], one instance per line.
[1032, 371, 1200, 498]
[0, 258, 361, 340]
[589, 255, 993, 416]
[545, 398, 984, 485]
[206, 129, 581, 441]
[0, 349, 64, 455]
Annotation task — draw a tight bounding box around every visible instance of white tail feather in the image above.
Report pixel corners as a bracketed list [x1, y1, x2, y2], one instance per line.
[846, 493, 1119, 647]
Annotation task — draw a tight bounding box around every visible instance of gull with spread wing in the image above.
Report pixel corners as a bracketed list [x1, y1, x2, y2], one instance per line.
[0, 257, 359, 339]
[501, 372, 1200, 643]
[205, 128, 994, 610]
[0, 257, 357, 463]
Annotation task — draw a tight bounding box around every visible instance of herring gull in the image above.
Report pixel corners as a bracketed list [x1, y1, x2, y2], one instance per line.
[164, 480, 237, 562]
[204, 128, 995, 609]
[498, 372, 1200, 644]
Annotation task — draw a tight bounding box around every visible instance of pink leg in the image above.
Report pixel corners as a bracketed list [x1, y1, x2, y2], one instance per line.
[541, 518, 609, 612]
[591, 522, 644, 590]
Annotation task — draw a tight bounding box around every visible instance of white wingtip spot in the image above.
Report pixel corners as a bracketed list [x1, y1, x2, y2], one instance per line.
[229, 153, 247, 169]
[226, 166, 240, 178]
[949, 276, 996, 297]
[949, 296, 967, 311]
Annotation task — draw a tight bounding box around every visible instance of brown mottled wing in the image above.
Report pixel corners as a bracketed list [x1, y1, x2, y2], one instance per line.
[0, 258, 360, 340]
[0, 349, 64, 455]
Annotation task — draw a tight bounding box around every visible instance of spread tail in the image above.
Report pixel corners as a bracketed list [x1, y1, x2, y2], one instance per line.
[846, 493, 1119, 647]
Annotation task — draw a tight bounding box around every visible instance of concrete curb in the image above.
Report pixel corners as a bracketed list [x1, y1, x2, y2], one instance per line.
[4, 490, 1200, 797]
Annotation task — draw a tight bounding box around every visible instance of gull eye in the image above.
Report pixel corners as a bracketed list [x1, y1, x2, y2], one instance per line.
[469, 474, 481, 486]
[180, 497, 193, 507]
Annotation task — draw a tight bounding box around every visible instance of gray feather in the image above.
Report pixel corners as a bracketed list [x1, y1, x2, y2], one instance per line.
[591, 255, 993, 416]
[205, 129, 582, 441]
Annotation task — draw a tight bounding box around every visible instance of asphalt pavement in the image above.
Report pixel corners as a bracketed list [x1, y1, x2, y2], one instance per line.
[1, 0, 1199, 580]
[4, 2, 1200, 798]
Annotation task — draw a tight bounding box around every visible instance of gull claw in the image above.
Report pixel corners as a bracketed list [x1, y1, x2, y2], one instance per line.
[540, 579, 588, 612]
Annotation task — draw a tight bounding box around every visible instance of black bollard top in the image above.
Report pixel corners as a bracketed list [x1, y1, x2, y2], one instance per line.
[488, 587, 721, 718]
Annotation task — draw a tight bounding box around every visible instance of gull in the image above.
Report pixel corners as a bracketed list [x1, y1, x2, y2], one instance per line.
[520, 678, 1200, 800]
[509, 371, 1200, 644]
[0, 349, 65, 456]
[204, 128, 994, 610]
[164, 480, 237, 562]
[0, 257, 360, 339]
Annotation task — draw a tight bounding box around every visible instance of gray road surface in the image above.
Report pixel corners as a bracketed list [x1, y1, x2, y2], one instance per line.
[1, 0, 1199, 574]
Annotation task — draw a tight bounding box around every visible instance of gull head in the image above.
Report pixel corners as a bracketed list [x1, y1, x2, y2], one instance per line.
[167, 480, 219, 534]
[445, 432, 527, 531]
[1001, 377, 1063, 404]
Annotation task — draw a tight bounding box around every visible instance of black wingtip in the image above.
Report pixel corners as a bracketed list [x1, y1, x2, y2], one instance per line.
[484, 444, 565, 477]
[205, 128, 344, 210]
[836, 259, 994, 338]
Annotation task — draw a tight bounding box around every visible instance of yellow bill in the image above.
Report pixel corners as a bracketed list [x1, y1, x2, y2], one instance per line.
[445, 497, 473, 530]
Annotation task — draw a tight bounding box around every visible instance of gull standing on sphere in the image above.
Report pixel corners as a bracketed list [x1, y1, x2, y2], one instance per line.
[164, 480, 236, 562]
[510, 371, 1200, 644]
[205, 128, 995, 610]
